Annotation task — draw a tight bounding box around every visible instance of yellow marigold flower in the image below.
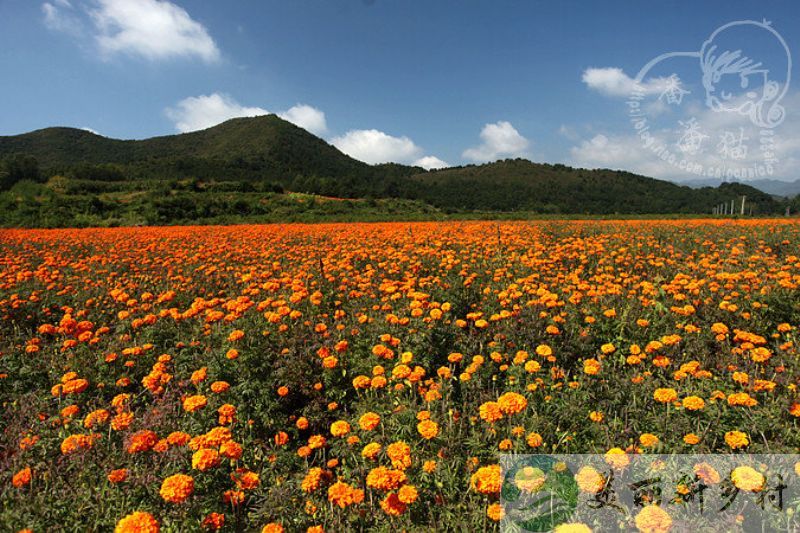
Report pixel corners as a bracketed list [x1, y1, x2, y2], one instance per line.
[731, 466, 765, 492]
[583, 358, 601, 375]
[639, 434, 659, 447]
[683, 433, 700, 445]
[526, 432, 544, 448]
[589, 411, 604, 422]
[604, 448, 629, 469]
[575, 466, 605, 494]
[634, 504, 672, 533]
[330, 420, 350, 437]
[115, 511, 159, 533]
[362, 442, 382, 459]
[681, 396, 705, 411]
[724, 430, 749, 450]
[600, 343, 616, 354]
[417, 419, 439, 440]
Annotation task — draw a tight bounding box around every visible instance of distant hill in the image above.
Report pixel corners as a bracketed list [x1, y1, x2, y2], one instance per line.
[405, 159, 782, 215]
[680, 177, 800, 198]
[0, 116, 792, 226]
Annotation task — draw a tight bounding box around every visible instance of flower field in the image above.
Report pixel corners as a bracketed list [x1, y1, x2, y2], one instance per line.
[1, 219, 799, 532]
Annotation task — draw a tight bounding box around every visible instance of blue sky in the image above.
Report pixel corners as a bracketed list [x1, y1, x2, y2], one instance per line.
[1, 0, 798, 181]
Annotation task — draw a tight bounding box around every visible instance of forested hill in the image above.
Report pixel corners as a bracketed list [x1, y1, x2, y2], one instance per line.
[0, 115, 791, 226]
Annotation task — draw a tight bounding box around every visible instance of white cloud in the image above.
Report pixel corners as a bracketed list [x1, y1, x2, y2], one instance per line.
[331, 129, 420, 164]
[582, 67, 671, 97]
[165, 93, 333, 136]
[462, 121, 530, 162]
[42, 1, 83, 35]
[278, 104, 327, 136]
[42, 0, 220, 62]
[569, 92, 800, 182]
[330, 129, 447, 168]
[414, 155, 449, 170]
[81, 126, 100, 135]
[166, 93, 268, 133]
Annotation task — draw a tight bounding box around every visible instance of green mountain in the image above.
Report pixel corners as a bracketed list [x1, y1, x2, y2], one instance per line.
[0, 115, 789, 227]
[405, 159, 782, 215]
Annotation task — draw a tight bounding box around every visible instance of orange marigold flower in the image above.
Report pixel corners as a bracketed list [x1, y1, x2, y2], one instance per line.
[220, 440, 243, 460]
[366, 466, 407, 491]
[397, 484, 418, 504]
[307, 434, 326, 449]
[107, 468, 128, 483]
[183, 395, 207, 412]
[479, 401, 504, 423]
[127, 430, 158, 454]
[115, 511, 159, 533]
[160, 473, 194, 503]
[358, 412, 381, 431]
[634, 504, 672, 533]
[386, 441, 411, 470]
[487, 502, 505, 521]
[61, 433, 97, 455]
[327, 480, 365, 508]
[210, 381, 230, 394]
[380, 492, 407, 516]
[526, 432, 544, 448]
[470, 464, 502, 495]
[417, 419, 439, 440]
[497, 392, 527, 415]
[653, 388, 678, 404]
[167, 431, 191, 446]
[724, 430, 749, 450]
[192, 448, 221, 471]
[202, 512, 225, 530]
[12, 467, 32, 488]
[231, 468, 260, 490]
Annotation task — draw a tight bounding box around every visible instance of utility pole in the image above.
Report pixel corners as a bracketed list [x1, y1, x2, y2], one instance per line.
[740, 195, 746, 216]
[730, 199, 735, 216]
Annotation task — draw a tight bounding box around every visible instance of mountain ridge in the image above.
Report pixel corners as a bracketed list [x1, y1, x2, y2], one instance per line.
[0, 115, 794, 226]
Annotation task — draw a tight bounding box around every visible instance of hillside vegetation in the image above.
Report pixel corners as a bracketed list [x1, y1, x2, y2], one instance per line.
[0, 116, 794, 226]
